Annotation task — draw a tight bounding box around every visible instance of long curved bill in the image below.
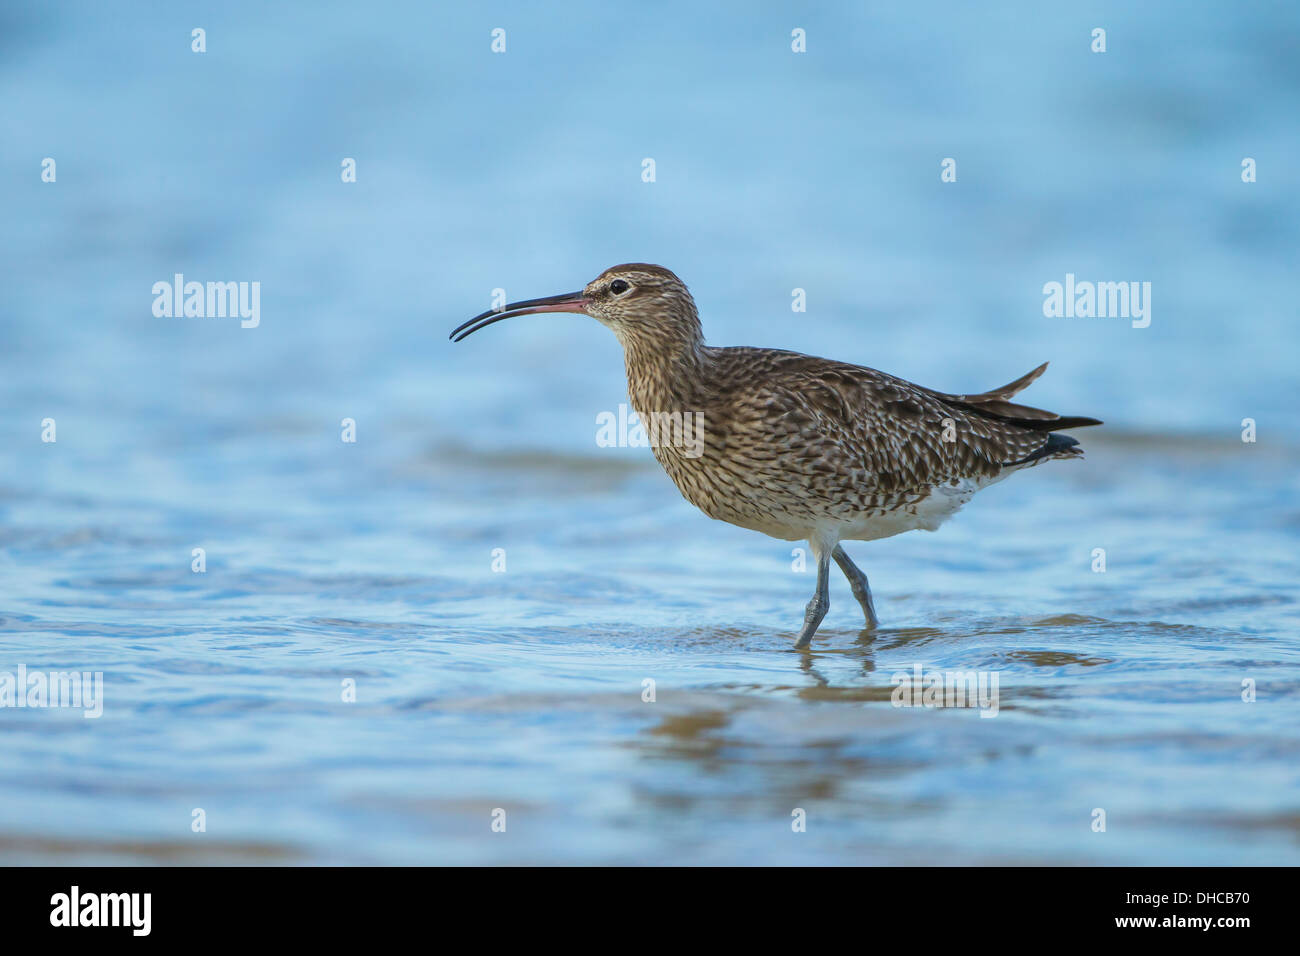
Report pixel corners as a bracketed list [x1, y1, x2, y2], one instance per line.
[450, 290, 591, 342]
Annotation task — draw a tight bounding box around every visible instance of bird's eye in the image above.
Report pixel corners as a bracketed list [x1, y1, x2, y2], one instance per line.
[609, 279, 630, 295]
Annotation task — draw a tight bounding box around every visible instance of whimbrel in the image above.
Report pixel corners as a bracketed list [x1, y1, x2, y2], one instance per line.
[451, 264, 1101, 648]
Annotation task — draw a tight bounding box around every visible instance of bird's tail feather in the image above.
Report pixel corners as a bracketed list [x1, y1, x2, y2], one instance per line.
[1004, 432, 1085, 467]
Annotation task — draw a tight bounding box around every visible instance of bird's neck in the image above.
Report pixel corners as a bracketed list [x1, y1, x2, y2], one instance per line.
[620, 321, 707, 417]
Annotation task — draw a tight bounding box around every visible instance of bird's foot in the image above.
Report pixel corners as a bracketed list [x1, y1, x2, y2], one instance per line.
[793, 595, 828, 649]
[854, 594, 880, 630]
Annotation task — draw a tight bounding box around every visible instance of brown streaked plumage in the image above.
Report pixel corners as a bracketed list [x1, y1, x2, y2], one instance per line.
[451, 263, 1101, 648]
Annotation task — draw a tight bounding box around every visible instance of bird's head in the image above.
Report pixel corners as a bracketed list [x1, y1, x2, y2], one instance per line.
[451, 263, 703, 354]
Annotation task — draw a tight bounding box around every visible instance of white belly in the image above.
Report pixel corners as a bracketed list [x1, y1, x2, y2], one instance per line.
[839, 474, 1006, 541]
[718, 474, 1008, 543]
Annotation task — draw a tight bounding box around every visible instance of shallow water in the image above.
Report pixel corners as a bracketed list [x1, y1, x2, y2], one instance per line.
[2, 2, 1298, 864]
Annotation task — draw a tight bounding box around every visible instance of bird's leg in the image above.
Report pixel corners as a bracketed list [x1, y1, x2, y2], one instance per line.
[833, 545, 879, 628]
[794, 546, 831, 649]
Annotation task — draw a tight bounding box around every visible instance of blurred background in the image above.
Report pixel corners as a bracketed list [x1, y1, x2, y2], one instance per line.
[0, 1, 1297, 864]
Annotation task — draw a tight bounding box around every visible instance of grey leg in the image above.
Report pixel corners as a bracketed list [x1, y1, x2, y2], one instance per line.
[833, 545, 879, 628]
[794, 546, 831, 649]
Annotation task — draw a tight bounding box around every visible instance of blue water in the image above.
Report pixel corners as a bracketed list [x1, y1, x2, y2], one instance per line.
[1, 1, 1298, 864]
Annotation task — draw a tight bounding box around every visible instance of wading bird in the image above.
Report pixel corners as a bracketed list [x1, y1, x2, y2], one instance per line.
[451, 264, 1100, 648]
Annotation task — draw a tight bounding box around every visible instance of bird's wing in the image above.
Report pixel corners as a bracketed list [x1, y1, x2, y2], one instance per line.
[919, 361, 1103, 429]
[962, 361, 1049, 401]
[714, 349, 1079, 495]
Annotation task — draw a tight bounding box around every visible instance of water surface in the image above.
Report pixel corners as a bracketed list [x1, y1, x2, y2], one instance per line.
[1, 1, 1298, 864]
